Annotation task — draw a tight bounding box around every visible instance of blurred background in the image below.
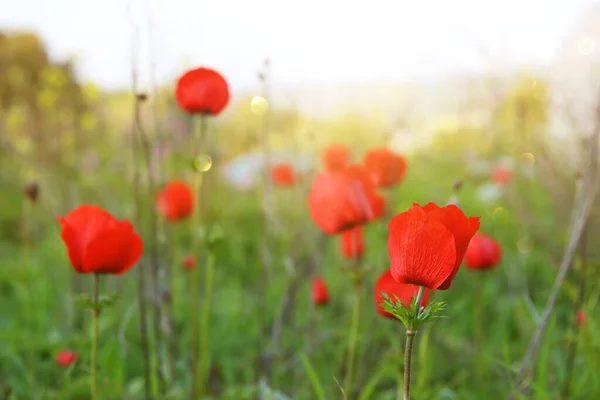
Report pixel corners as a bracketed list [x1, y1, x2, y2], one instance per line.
[0, 0, 599, 399]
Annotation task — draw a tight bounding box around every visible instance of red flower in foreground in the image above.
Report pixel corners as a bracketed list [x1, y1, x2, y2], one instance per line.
[57, 205, 143, 275]
[388, 203, 480, 290]
[56, 350, 77, 367]
[175, 67, 229, 115]
[491, 164, 513, 185]
[464, 234, 502, 270]
[322, 144, 351, 171]
[363, 148, 408, 187]
[182, 254, 196, 270]
[577, 310, 587, 327]
[156, 181, 194, 221]
[271, 163, 297, 186]
[308, 165, 385, 235]
[374, 270, 429, 319]
[340, 226, 365, 259]
[312, 278, 329, 305]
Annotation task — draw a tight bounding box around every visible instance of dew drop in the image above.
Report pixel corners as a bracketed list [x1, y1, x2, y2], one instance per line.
[492, 207, 505, 219]
[250, 96, 269, 116]
[194, 154, 212, 172]
[520, 152, 535, 166]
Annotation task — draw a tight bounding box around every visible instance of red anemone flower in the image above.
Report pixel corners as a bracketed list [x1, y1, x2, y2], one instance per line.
[374, 270, 429, 319]
[55, 350, 77, 367]
[57, 205, 143, 275]
[340, 226, 365, 259]
[491, 164, 513, 185]
[175, 67, 229, 116]
[182, 254, 196, 270]
[363, 148, 408, 187]
[388, 202, 480, 290]
[322, 144, 351, 171]
[464, 234, 502, 270]
[156, 181, 194, 221]
[271, 163, 297, 186]
[312, 278, 329, 305]
[308, 165, 385, 235]
[577, 310, 587, 327]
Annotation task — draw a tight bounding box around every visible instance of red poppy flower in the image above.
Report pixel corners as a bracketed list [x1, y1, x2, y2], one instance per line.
[363, 148, 408, 187]
[577, 310, 587, 327]
[271, 163, 297, 186]
[491, 164, 513, 185]
[340, 226, 365, 259]
[322, 144, 351, 171]
[57, 205, 143, 275]
[175, 67, 229, 116]
[55, 350, 77, 367]
[156, 181, 194, 221]
[388, 202, 480, 290]
[312, 277, 329, 305]
[182, 254, 196, 270]
[464, 234, 502, 270]
[308, 165, 385, 235]
[374, 270, 429, 319]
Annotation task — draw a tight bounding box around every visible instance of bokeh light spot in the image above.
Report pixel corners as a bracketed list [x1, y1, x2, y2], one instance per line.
[194, 154, 212, 172]
[517, 237, 531, 254]
[492, 207, 505, 219]
[250, 96, 269, 115]
[577, 36, 595, 55]
[520, 152, 535, 166]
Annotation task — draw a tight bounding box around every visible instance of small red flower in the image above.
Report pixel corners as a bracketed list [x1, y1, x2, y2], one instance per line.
[577, 310, 587, 327]
[271, 163, 297, 186]
[322, 144, 351, 171]
[57, 205, 143, 275]
[491, 164, 513, 185]
[464, 234, 502, 270]
[340, 226, 365, 259]
[182, 254, 196, 270]
[175, 67, 230, 116]
[308, 165, 385, 235]
[156, 181, 194, 221]
[55, 350, 77, 367]
[363, 148, 408, 187]
[374, 270, 428, 319]
[312, 278, 329, 305]
[388, 203, 480, 290]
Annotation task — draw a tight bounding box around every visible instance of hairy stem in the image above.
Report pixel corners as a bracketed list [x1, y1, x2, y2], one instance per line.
[91, 273, 99, 400]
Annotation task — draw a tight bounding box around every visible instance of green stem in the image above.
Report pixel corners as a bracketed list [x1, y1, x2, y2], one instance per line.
[475, 274, 486, 381]
[198, 251, 216, 396]
[402, 330, 416, 400]
[190, 115, 207, 399]
[22, 199, 36, 394]
[343, 280, 362, 396]
[91, 273, 99, 400]
[400, 285, 425, 400]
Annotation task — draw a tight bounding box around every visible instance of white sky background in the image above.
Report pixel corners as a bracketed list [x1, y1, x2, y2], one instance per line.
[0, 0, 597, 92]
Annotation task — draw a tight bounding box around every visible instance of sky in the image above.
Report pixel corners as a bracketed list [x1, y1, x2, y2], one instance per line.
[0, 0, 597, 92]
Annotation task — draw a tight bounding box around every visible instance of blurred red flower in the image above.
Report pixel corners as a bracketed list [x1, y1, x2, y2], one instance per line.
[491, 164, 513, 185]
[312, 278, 329, 305]
[577, 310, 587, 327]
[57, 205, 143, 275]
[175, 67, 229, 116]
[156, 181, 194, 221]
[271, 163, 297, 186]
[308, 165, 385, 234]
[464, 234, 502, 270]
[388, 203, 480, 290]
[322, 144, 351, 171]
[374, 270, 428, 319]
[340, 226, 365, 259]
[363, 148, 408, 187]
[182, 254, 196, 270]
[55, 350, 77, 367]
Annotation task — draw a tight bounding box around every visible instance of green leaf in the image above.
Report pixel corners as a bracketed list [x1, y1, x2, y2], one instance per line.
[378, 290, 447, 330]
[299, 353, 327, 400]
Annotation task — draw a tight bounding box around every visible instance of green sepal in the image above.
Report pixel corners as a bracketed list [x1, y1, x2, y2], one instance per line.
[379, 291, 447, 331]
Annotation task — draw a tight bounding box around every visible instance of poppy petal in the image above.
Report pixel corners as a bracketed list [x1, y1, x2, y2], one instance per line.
[388, 206, 457, 290]
[82, 222, 143, 274]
